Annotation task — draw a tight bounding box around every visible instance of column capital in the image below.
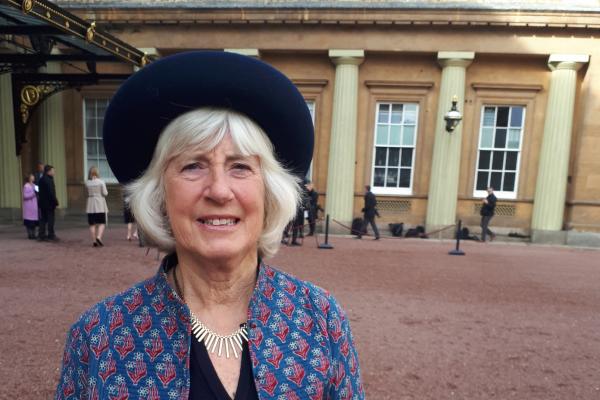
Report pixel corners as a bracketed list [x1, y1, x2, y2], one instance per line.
[225, 48, 260, 58]
[437, 51, 475, 68]
[329, 49, 364, 66]
[548, 54, 589, 71]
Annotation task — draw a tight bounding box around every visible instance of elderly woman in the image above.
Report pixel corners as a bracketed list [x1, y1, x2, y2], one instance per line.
[85, 166, 109, 247]
[56, 52, 363, 400]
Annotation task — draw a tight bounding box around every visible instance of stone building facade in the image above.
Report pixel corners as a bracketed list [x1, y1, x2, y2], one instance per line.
[2, 0, 600, 245]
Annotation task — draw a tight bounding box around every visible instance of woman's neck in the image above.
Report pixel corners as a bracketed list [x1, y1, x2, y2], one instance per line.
[174, 250, 258, 311]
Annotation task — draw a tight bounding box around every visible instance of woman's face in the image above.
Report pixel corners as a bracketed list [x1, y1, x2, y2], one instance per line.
[164, 135, 265, 264]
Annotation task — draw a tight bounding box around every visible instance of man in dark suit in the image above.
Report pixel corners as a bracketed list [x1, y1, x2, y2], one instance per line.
[480, 186, 497, 242]
[33, 162, 44, 186]
[38, 165, 59, 241]
[356, 185, 380, 240]
[305, 181, 319, 236]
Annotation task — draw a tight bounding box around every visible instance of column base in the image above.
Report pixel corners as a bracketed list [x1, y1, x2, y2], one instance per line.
[566, 231, 600, 248]
[531, 229, 567, 245]
[0, 207, 21, 223]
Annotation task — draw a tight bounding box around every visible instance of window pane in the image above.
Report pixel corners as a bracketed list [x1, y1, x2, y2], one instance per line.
[510, 107, 523, 127]
[490, 172, 502, 191]
[476, 171, 489, 190]
[378, 104, 390, 123]
[400, 148, 413, 167]
[479, 150, 491, 169]
[507, 128, 521, 149]
[399, 168, 411, 188]
[386, 168, 398, 187]
[483, 107, 496, 126]
[376, 125, 388, 145]
[99, 160, 113, 179]
[375, 147, 387, 166]
[374, 168, 386, 186]
[480, 127, 494, 148]
[85, 100, 95, 117]
[389, 125, 401, 145]
[388, 148, 400, 166]
[86, 139, 97, 157]
[402, 125, 415, 146]
[504, 172, 516, 192]
[85, 118, 95, 138]
[492, 151, 505, 170]
[505, 151, 518, 171]
[403, 105, 417, 124]
[391, 104, 402, 123]
[494, 128, 507, 148]
[497, 107, 509, 127]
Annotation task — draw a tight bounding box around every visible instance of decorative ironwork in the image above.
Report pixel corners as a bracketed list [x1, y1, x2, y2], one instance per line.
[377, 199, 412, 214]
[6, 0, 147, 67]
[473, 203, 516, 217]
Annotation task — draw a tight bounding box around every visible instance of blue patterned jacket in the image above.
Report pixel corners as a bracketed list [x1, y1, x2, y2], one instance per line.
[56, 257, 364, 399]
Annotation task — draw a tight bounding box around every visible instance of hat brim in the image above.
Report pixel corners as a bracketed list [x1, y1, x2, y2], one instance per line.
[103, 51, 314, 184]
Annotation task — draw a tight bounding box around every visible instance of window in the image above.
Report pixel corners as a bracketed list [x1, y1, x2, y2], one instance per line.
[84, 98, 116, 182]
[305, 100, 316, 181]
[371, 103, 419, 195]
[474, 105, 525, 199]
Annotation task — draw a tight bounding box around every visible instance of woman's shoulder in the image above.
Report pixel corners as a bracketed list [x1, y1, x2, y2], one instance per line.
[261, 264, 342, 316]
[66, 274, 162, 337]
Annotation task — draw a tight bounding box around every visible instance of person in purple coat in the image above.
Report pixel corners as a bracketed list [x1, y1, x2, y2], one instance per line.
[22, 173, 39, 239]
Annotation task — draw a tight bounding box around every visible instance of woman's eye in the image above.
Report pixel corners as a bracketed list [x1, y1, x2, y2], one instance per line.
[181, 162, 202, 172]
[231, 163, 253, 176]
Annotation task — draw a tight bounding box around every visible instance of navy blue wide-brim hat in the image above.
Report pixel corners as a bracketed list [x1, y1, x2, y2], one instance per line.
[103, 51, 314, 184]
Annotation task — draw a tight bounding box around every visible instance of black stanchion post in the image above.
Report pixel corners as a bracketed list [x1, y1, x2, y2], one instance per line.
[318, 214, 334, 249]
[448, 219, 465, 256]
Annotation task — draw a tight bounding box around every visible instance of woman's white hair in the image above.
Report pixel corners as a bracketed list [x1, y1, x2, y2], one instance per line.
[125, 108, 302, 259]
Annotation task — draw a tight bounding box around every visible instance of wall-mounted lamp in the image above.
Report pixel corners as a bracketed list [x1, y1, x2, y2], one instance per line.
[444, 95, 462, 133]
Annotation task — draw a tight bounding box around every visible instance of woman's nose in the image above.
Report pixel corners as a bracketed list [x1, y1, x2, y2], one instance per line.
[204, 169, 234, 203]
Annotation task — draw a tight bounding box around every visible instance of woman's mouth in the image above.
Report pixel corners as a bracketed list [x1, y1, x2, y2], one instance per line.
[197, 218, 240, 226]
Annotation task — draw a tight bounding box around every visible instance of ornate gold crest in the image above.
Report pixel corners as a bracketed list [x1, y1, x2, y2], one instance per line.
[21, 85, 40, 107]
[21, 0, 33, 14]
[86, 21, 96, 42]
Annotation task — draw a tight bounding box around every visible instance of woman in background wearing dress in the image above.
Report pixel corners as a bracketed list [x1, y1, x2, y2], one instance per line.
[85, 166, 109, 247]
[22, 173, 38, 239]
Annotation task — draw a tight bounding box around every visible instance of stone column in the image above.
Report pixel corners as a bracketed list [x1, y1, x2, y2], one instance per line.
[0, 73, 23, 220]
[38, 61, 68, 209]
[425, 52, 474, 233]
[531, 54, 589, 243]
[325, 49, 364, 225]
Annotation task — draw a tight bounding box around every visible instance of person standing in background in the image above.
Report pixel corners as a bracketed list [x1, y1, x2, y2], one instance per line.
[305, 181, 319, 236]
[22, 174, 38, 239]
[38, 165, 59, 241]
[33, 162, 44, 186]
[85, 166, 109, 247]
[480, 186, 497, 242]
[356, 185, 380, 240]
[123, 199, 138, 241]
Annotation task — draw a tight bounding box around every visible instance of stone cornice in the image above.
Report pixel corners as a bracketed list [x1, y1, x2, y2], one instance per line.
[68, 9, 600, 30]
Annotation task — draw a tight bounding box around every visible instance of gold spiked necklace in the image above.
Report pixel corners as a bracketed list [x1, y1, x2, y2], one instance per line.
[173, 265, 248, 359]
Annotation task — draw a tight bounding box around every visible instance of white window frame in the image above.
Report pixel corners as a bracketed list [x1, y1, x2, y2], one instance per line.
[371, 102, 419, 195]
[83, 98, 117, 183]
[473, 105, 525, 200]
[305, 100, 316, 182]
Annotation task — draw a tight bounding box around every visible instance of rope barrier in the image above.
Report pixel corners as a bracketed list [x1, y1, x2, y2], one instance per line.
[331, 218, 455, 240]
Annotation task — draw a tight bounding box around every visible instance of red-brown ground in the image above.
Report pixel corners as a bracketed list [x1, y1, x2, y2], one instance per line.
[1, 223, 599, 399]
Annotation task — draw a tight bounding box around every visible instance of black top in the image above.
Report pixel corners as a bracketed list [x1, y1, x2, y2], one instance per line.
[189, 335, 259, 400]
[481, 193, 497, 216]
[38, 174, 58, 209]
